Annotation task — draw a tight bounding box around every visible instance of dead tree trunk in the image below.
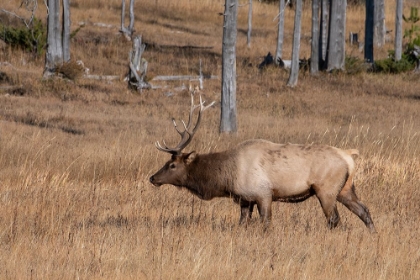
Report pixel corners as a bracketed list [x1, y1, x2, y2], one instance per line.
[365, 0, 374, 63]
[374, 0, 386, 47]
[275, 0, 286, 65]
[319, 0, 329, 70]
[121, 0, 135, 39]
[311, 0, 320, 74]
[62, 0, 70, 61]
[394, 0, 403, 61]
[220, 0, 238, 133]
[287, 0, 302, 87]
[327, 0, 346, 71]
[247, 0, 252, 48]
[126, 35, 150, 91]
[43, 0, 71, 78]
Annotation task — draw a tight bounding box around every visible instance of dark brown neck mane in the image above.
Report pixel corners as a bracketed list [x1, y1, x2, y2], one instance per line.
[184, 152, 236, 200]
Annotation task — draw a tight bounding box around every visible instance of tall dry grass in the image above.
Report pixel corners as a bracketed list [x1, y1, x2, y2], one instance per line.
[1, 0, 420, 279]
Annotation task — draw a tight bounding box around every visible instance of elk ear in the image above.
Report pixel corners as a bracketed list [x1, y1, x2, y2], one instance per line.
[184, 151, 197, 165]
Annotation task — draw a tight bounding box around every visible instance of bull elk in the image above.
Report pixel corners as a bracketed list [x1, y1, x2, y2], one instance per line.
[150, 94, 376, 233]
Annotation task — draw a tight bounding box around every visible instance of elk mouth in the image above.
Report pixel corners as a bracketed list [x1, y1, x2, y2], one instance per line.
[149, 176, 162, 187]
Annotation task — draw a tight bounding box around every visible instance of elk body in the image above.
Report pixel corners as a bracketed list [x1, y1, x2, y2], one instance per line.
[150, 95, 376, 233]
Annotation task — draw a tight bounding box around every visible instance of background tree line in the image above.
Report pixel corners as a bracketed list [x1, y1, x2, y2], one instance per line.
[1, 0, 419, 134]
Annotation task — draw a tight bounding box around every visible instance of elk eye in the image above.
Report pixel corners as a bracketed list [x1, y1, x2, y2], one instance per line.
[169, 163, 176, 169]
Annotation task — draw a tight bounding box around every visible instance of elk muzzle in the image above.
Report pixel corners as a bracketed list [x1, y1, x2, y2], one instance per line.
[149, 175, 162, 187]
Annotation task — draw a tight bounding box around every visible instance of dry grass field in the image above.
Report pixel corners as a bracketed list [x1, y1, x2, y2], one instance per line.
[0, 0, 419, 279]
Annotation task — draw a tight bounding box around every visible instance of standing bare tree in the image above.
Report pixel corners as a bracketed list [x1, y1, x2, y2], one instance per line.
[220, 0, 238, 133]
[311, 0, 320, 74]
[319, 0, 330, 70]
[287, 0, 302, 87]
[121, 0, 135, 39]
[365, 0, 374, 63]
[319, 0, 329, 70]
[62, 0, 70, 62]
[43, 0, 71, 78]
[247, 0, 252, 48]
[126, 36, 150, 90]
[327, 0, 347, 71]
[395, 0, 403, 61]
[275, 0, 286, 65]
[374, 0, 386, 47]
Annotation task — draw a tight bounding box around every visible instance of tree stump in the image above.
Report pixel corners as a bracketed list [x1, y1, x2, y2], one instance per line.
[126, 35, 150, 91]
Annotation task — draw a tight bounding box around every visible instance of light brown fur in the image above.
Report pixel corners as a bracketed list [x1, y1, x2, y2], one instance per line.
[150, 139, 376, 232]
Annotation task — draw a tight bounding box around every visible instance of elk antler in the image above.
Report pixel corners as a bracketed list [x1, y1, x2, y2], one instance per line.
[155, 94, 215, 155]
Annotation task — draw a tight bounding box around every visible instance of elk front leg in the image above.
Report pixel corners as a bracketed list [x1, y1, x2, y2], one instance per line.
[239, 200, 255, 225]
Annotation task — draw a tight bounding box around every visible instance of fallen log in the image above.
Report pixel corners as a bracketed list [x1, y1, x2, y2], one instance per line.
[83, 75, 120, 81]
[151, 75, 218, 81]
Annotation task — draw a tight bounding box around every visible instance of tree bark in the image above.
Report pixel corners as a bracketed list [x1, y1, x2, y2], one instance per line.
[220, 0, 238, 133]
[319, 0, 329, 70]
[121, 0, 135, 38]
[127, 35, 150, 90]
[275, 0, 286, 64]
[374, 0, 385, 47]
[327, 0, 346, 71]
[45, 0, 62, 76]
[287, 0, 302, 87]
[364, 0, 374, 63]
[129, 0, 135, 32]
[62, 0, 70, 62]
[394, 0, 403, 61]
[44, 0, 70, 78]
[311, 0, 320, 74]
[247, 0, 252, 48]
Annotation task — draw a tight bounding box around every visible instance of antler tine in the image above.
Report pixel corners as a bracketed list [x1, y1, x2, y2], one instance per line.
[199, 95, 216, 112]
[172, 94, 201, 135]
[184, 93, 201, 132]
[172, 118, 183, 135]
[155, 93, 215, 155]
[155, 140, 173, 153]
[191, 94, 215, 134]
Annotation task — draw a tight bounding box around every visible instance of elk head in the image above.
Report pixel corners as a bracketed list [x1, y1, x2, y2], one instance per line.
[150, 93, 214, 187]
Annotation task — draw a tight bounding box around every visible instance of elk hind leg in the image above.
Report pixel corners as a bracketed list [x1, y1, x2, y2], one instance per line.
[337, 184, 376, 233]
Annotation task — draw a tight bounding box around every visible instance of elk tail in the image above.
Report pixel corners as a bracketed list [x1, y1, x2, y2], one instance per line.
[346, 149, 359, 160]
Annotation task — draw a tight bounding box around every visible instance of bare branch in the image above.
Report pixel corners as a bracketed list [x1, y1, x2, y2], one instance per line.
[1, 0, 39, 28]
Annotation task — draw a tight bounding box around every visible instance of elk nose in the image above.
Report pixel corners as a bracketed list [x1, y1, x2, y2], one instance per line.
[149, 176, 162, 187]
